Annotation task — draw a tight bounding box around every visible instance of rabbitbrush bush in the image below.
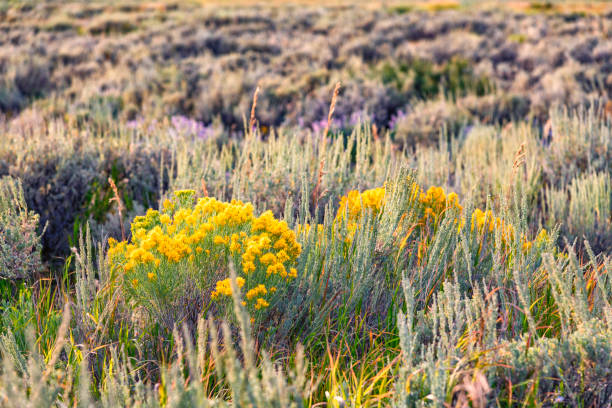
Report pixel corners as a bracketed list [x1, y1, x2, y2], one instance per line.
[108, 189, 301, 330]
[0, 177, 42, 281]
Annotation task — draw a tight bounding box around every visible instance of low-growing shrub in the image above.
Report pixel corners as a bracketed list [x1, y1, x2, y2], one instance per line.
[9, 142, 99, 258]
[377, 58, 493, 101]
[0, 123, 171, 259]
[392, 99, 470, 147]
[107, 190, 301, 330]
[0, 177, 43, 281]
[546, 172, 612, 253]
[13, 58, 51, 99]
[85, 13, 137, 35]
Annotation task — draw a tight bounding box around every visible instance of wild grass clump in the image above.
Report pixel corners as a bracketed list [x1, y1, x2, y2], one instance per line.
[393, 179, 611, 405]
[0, 301, 311, 407]
[396, 252, 612, 406]
[543, 105, 612, 188]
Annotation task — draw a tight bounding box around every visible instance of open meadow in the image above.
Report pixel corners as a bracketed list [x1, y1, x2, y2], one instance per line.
[0, 1, 611, 406]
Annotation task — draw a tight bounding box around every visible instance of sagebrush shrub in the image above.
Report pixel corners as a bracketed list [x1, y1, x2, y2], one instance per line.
[0, 125, 170, 258]
[0, 177, 43, 281]
[546, 172, 612, 253]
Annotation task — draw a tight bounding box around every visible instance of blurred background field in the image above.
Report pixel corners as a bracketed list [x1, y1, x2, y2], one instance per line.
[0, 1, 611, 407]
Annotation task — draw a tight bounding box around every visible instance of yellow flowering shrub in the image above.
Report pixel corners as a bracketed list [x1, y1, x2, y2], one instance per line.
[330, 183, 551, 262]
[108, 190, 301, 323]
[416, 186, 521, 248]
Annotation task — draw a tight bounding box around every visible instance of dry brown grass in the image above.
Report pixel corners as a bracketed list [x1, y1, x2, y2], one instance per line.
[249, 85, 261, 134]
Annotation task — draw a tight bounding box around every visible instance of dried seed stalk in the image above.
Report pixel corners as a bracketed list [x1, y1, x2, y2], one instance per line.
[323, 82, 341, 137]
[109, 177, 126, 241]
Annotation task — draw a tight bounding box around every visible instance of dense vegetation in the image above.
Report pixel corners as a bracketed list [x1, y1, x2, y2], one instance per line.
[0, 1, 611, 407]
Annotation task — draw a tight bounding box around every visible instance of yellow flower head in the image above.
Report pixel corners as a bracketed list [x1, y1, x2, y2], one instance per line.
[255, 298, 270, 310]
[213, 235, 228, 245]
[246, 284, 267, 300]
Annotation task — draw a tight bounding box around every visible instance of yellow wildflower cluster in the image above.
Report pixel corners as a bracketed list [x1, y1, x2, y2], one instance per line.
[240, 211, 301, 281]
[108, 190, 301, 317]
[255, 298, 270, 310]
[211, 277, 245, 299]
[329, 183, 551, 260]
[419, 186, 463, 221]
[336, 187, 386, 222]
[418, 186, 522, 249]
[330, 187, 387, 244]
[333, 184, 464, 245]
[336, 184, 464, 226]
[246, 284, 267, 300]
